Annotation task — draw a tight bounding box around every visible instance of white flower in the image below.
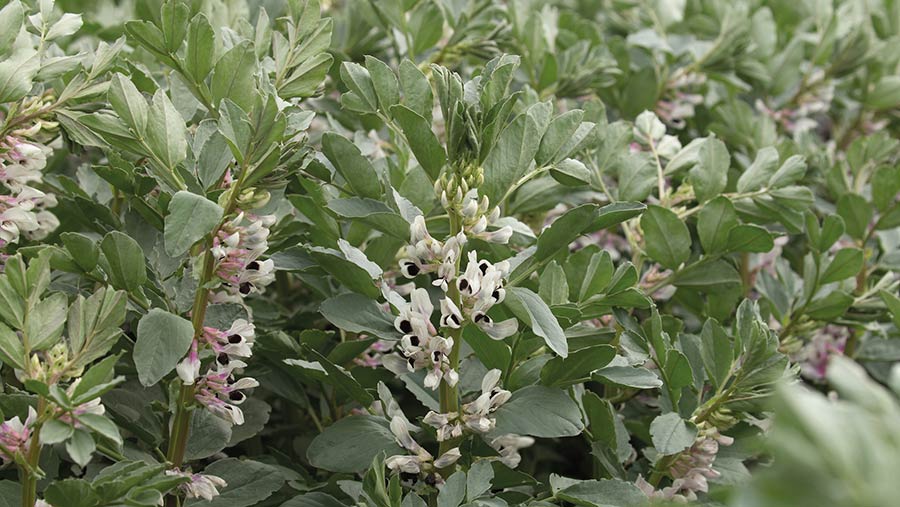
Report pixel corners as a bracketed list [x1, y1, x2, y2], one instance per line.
[490, 434, 534, 469]
[461, 369, 510, 434]
[423, 411, 463, 441]
[385, 416, 462, 475]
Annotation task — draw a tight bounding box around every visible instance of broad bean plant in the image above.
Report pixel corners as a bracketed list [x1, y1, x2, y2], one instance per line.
[0, 0, 898, 506]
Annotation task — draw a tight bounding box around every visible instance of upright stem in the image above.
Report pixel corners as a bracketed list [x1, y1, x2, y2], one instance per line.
[21, 398, 47, 507]
[438, 212, 464, 459]
[164, 169, 248, 505]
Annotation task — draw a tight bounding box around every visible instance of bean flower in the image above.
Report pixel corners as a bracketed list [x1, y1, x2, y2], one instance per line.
[0, 408, 36, 465]
[166, 470, 228, 501]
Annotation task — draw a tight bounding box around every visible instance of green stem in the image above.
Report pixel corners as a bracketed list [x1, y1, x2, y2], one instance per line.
[21, 398, 47, 507]
[438, 212, 464, 461]
[164, 169, 248, 506]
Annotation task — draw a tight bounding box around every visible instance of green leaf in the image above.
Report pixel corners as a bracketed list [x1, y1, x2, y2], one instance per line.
[535, 204, 599, 262]
[736, 147, 779, 193]
[185, 409, 232, 460]
[539, 261, 569, 305]
[43, 480, 95, 507]
[25, 292, 67, 351]
[305, 347, 374, 405]
[325, 198, 409, 240]
[492, 385, 584, 437]
[307, 415, 404, 473]
[438, 472, 466, 507]
[145, 90, 188, 189]
[463, 326, 511, 372]
[689, 138, 729, 202]
[78, 413, 123, 445]
[164, 191, 224, 256]
[865, 76, 900, 110]
[641, 205, 691, 269]
[0, 1, 24, 58]
[108, 73, 149, 135]
[100, 232, 147, 292]
[0, 321, 26, 371]
[821, 248, 864, 284]
[726, 224, 775, 253]
[805, 291, 854, 320]
[160, 0, 190, 53]
[467, 461, 494, 502]
[592, 366, 662, 389]
[184, 458, 285, 507]
[185, 14, 215, 83]
[650, 412, 697, 455]
[321, 133, 382, 199]
[879, 290, 900, 328]
[319, 293, 398, 341]
[700, 319, 733, 389]
[72, 354, 120, 401]
[340, 62, 378, 113]
[399, 60, 433, 121]
[506, 287, 568, 358]
[134, 309, 194, 386]
[0, 51, 38, 103]
[697, 196, 737, 254]
[836, 193, 872, 240]
[482, 101, 553, 203]
[818, 215, 845, 251]
[66, 429, 96, 468]
[768, 155, 807, 189]
[280, 52, 333, 99]
[41, 419, 74, 444]
[556, 479, 648, 507]
[674, 259, 741, 290]
[536, 110, 585, 166]
[365, 56, 400, 111]
[211, 41, 257, 112]
[390, 105, 446, 181]
[550, 159, 592, 186]
[60, 233, 99, 272]
[540, 345, 615, 387]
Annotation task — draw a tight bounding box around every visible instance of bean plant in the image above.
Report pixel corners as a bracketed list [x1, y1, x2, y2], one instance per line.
[0, 0, 898, 506]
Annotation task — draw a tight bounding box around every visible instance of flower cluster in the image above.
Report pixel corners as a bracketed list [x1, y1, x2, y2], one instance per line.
[422, 368, 511, 440]
[0, 136, 59, 249]
[177, 319, 258, 425]
[387, 287, 458, 389]
[637, 427, 734, 502]
[209, 212, 276, 300]
[385, 415, 462, 476]
[165, 470, 228, 501]
[794, 325, 849, 382]
[0, 407, 36, 466]
[449, 190, 513, 244]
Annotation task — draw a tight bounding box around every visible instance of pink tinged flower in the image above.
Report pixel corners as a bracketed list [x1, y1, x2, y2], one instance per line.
[177, 341, 201, 385]
[194, 370, 259, 425]
[0, 407, 36, 464]
[166, 470, 228, 501]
